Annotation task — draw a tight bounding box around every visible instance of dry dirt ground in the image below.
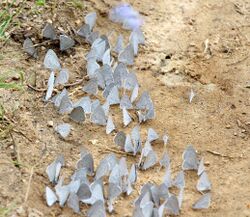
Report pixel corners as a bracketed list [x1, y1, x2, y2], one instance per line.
[0, 0, 250, 216]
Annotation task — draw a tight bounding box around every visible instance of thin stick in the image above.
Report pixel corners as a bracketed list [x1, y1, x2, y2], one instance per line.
[206, 150, 234, 159]
[24, 166, 34, 203]
[27, 84, 46, 92]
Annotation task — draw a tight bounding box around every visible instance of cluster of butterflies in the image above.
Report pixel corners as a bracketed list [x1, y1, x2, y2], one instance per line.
[23, 2, 208, 215]
[45, 144, 211, 216]
[45, 149, 137, 215]
[37, 11, 153, 138]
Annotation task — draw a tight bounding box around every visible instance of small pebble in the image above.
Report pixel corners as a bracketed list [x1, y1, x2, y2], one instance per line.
[47, 121, 53, 127]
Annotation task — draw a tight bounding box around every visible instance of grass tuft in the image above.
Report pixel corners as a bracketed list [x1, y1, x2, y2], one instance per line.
[35, 0, 45, 6]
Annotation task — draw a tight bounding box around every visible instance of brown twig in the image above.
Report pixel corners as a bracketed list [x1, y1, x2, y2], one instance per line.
[12, 128, 33, 142]
[27, 84, 46, 92]
[206, 150, 234, 159]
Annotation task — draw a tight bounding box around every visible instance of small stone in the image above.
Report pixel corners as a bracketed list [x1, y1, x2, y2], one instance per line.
[225, 124, 231, 129]
[47, 121, 53, 127]
[204, 161, 210, 166]
[234, 132, 237, 136]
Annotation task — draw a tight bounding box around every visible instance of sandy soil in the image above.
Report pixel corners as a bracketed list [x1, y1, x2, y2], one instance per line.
[0, 0, 250, 216]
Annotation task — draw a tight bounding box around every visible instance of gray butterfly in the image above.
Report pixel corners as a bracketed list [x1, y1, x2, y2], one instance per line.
[58, 90, 73, 114]
[77, 183, 92, 201]
[131, 125, 142, 155]
[136, 91, 153, 110]
[102, 48, 111, 66]
[123, 108, 132, 127]
[82, 181, 104, 205]
[124, 134, 134, 153]
[91, 38, 106, 61]
[90, 105, 107, 126]
[182, 145, 198, 170]
[122, 72, 138, 90]
[77, 24, 91, 39]
[100, 34, 111, 50]
[163, 165, 172, 188]
[114, 131, 126, 149]
[44, 49, 61, 71]
[129, 31, 139, 56]
[95, 154, 117, 180]
[85, 12, 97, 30]
[141, 201, 154, 217]
[150, 185, 162, 207]
[46, 155, 65, 184]
[113, 62, 129, 87]
[141, 149, 158, 170]
[120, 94, 133, 109]
[106, 115, 115, 134]
[101, 64, 114, 87]
[69, 106, 85, 123]
[172, 171, 185, 189]
[129, 164, 137, 184]
[86, 31, 100, 44]
[52, 88, 67, 108]
[71, 168, 89, 185]
[108, 186, 121, 213]
[192, 193, 211, 209]
[60, 35, 75, 51]
[87, 200, 106, 217]
[118, 44, 134, 65]
[130, 84, 139, 103]
[197, 158, 205, 176]
[159, 152, 170, 169]
[119, 157, 129, 177]
[55, 68, 69, 85]
[45, 71, 55, 101]
[82, 79, 98, 95]
[42, 23, 57, 40]
[55, 181, 70, 206]
[67, 179, 81, 193]
[165, 195, 180, 216]
[85, 47, 98, 61]
[147, 128, 159, 143]
[74, 96, 92, 114]
[23, 38, 38, 58]
[77, 151, 94, 176]
[109, 164, 121, 185]
[196, 171, 211, 192]
[107, 85, 120, 105]
[55, 123, 71, 139]
[67, 192, 80, 213]
[113, 34, 124, 54]
[134, 183, 153, 207]
[139, 190, 152, 209]
[45, 186, 57, 206]
[87, 58, 100, 78]
[102, 83, 115, 99]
